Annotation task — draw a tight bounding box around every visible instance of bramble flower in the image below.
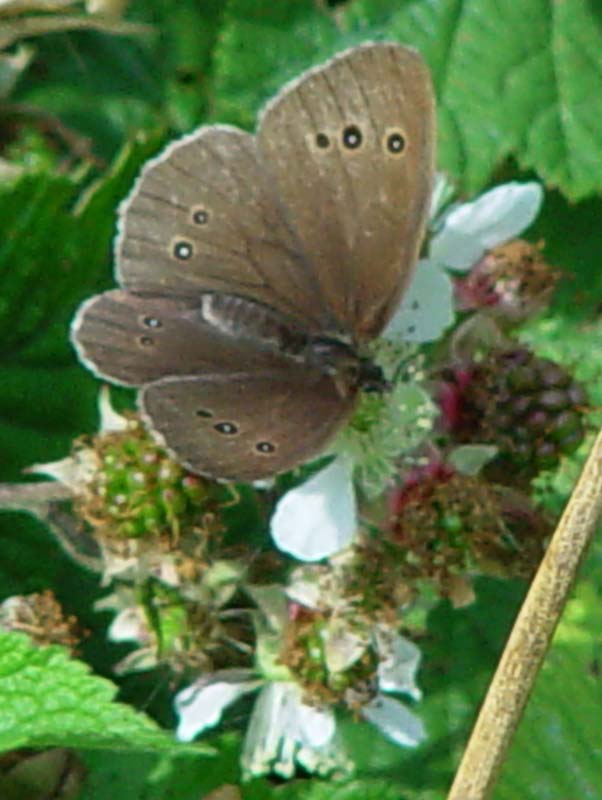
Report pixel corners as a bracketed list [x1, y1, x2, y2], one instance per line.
[97, 559, 250, 676]
[270, 375, 436, 562]
[177, 673, 348, 779]
[174, 585, 349, 778]
[432, 180, 550, 324]
[174, 582, 425, 779]
[286, 564, 425, 744]
[270, 345, 435, 562]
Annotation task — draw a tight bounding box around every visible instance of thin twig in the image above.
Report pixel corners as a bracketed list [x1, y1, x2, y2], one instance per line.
[0, 13, 151, 49]
[0, 480, 73, 509]
[447, 427, 602, 799]
[2, 101, 106, 168]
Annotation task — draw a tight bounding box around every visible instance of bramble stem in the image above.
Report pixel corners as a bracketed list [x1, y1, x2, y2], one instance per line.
[447, 427, 602, 799]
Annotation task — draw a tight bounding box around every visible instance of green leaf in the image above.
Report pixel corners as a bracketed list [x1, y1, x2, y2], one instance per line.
[0, 630, 185, 751]
[348, 0, 602, 199]
[78, 748, 225, 800]
[211, 0, 342, 129]
[158, 0, 226, 131]
[275, 780, 408, 800]
[13, 27, 162, 162]
[0, 133, 162, 477]
[12, 0, 225, 161]
[0, 171, 93, 478]
[78, 750, 165, 800]
[213, 0, 602, 198]
[529, 192, 602, 316]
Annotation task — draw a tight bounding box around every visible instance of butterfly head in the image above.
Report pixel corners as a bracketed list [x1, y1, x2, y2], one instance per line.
[357, 358, 389, 394]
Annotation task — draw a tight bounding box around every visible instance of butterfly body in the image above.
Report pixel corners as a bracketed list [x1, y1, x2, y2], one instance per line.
[199, 291, 324, 361]
[72, 42, 435, 481]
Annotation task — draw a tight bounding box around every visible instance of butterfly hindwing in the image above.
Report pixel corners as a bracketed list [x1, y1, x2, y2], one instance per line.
[140, 370, 355, 481]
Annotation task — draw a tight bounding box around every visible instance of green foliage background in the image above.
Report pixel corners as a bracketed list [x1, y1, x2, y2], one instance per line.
[1, 1, 602, 798]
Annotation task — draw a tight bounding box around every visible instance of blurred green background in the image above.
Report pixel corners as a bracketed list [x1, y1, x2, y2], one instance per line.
[1, 1, 602, 798]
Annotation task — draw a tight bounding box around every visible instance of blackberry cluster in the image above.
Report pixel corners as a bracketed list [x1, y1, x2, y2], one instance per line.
[75, 416, 218, 542]
[449, 347, 587, 484]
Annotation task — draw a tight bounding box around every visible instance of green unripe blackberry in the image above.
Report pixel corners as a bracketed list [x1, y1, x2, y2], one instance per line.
[74, 414, 222, 543]
[389, 462, 551, 603]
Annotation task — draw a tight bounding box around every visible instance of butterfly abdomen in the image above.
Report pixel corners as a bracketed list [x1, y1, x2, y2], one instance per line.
[198, 291, 370, 395]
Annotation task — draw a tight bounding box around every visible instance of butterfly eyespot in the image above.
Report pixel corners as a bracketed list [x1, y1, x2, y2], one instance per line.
[342, 125, 362, 150]
[256, 441, 275, 454]
[173, 240, 193, 260]
[196, 409, 213, 419]
[384, 130, 406, 155]
[315, 132, 330, 149]
[214, 421, 238, 435]
[191, 207, 209, 225]
[139, 335, 154, 347]
[410, 300, 419, 311]
[142, 316, 162, 329]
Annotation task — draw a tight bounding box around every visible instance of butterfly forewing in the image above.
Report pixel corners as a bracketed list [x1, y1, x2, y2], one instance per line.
[115, 126, 340, 335]
[258, 42, 435, 339]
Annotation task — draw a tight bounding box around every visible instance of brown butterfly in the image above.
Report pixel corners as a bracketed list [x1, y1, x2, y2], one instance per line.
[71, 42, 435, 481]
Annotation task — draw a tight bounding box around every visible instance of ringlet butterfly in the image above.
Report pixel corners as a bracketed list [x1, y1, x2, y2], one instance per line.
[71, 42, 435, 482]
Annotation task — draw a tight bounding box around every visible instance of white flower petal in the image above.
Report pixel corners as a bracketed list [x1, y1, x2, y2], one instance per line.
[242, 683, 303, 778]
[242, 683, 344, 779]
[97, 385, 129, 433]
[385, 259, 454, 342]
[432, 181, 543, 270]
[375, 628, 422, 700]
[323, 619, 369, 674]
[361, 695, 426, 748]
[271, 459, 357, 561]
[430, 227, 486, 271]
[107, 606, 148, 644]
[175, 670, 260, 742]
[286, 568, 324, 610]
[297, 700, 337, 747]
[429, 172, 456, 221]
[113, 646, 158, 675]
[29, 451, 97, 494]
